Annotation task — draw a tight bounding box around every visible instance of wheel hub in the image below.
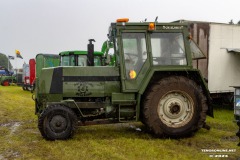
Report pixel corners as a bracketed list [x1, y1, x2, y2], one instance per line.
[55, 121, 62, 127]
[158, 91, 194, 128]
[170, 104, 180, 114]
[49, 115, 68, 133]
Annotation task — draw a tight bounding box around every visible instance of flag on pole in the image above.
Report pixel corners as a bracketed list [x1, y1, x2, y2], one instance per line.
[8, 55, 15, 60]
[15, 50, 23, 59]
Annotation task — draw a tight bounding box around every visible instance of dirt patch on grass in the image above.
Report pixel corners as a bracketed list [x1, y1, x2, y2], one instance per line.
[221, 136, 239, 142]
[1, 149, 21, 160]
[0, 121, 21, 135]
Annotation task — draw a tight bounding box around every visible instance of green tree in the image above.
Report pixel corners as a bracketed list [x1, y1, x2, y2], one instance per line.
[0, 53, 13, 70]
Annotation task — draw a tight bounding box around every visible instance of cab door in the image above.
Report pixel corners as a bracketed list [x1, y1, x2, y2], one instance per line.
[119, 31, 151, 92]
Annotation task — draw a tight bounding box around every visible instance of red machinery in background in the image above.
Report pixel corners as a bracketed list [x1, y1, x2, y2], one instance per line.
[22, 59, 35, 91]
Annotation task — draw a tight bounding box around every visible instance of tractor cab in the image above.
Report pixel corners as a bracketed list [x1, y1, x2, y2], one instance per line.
[60, 50, 104, 67]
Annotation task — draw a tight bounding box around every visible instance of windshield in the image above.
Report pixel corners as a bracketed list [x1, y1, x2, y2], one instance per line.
[78, 56, 87, 66]
[61, 55, 75, 66]
[94, 56, 102, 66]
[61, 55, 88, 66]
[61, 55, 102, 66]
[150, 33, 187, 65]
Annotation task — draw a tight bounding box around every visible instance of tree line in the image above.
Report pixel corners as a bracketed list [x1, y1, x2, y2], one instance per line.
[0, 53, 13, 70]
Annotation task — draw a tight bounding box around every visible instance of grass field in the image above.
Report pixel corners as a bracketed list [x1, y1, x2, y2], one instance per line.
[0, 86, 239, 160]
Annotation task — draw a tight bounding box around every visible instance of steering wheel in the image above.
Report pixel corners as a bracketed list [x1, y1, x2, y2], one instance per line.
[124, 53, 138, 65]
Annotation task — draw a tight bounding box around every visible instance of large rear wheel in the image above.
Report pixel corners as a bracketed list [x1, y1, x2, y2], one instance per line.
[38, 105, 78, 140]
[142, 76, 208, 137]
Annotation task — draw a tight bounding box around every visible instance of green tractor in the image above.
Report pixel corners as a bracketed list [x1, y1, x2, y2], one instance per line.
[0, 66, 16, 86]
[35, 19, 213, 140]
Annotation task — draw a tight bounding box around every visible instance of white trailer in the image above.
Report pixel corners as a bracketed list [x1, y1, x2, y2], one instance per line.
[176, 20, 240, 103]
[208, 24, 240, 94]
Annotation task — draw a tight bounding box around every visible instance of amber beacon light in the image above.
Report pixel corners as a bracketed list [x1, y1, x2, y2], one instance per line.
[148, 22, 155, 31]
[116, 18, 129, 23]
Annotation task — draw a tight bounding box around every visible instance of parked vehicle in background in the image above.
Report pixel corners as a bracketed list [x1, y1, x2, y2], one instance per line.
[33, 54, 60, 91]
[22, 63, 30, 90]
[29, 59, 36, 91]
[0, 66, 16, 86]
[14, 68, 23, 85]
[233, 87, 240, 146]
[22, 59, 36, 91]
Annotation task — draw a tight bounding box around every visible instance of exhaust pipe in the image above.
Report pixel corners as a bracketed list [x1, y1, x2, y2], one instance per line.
[87, 39, 95, 66]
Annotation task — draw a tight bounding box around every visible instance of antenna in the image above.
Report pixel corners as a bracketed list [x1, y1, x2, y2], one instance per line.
[155, 16, 158, 22]
[140, 18, 147, 23]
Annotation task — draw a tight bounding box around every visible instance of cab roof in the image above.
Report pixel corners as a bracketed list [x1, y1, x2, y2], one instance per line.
[111, 20, 188, 30]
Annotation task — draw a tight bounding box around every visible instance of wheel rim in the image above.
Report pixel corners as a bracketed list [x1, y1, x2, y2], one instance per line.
[157, 90, 194, 128]
[49, 115, 68, 133]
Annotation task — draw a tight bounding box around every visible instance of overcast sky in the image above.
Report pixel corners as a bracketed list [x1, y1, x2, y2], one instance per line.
[1, 0, 240, 68]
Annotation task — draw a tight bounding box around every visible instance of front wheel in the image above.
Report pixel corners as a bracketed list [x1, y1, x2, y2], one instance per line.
[22, 86, 26, 90]
[38, 105, 78, 140]
[26, 86, 32, 91]
[142, 76, 208, 138]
